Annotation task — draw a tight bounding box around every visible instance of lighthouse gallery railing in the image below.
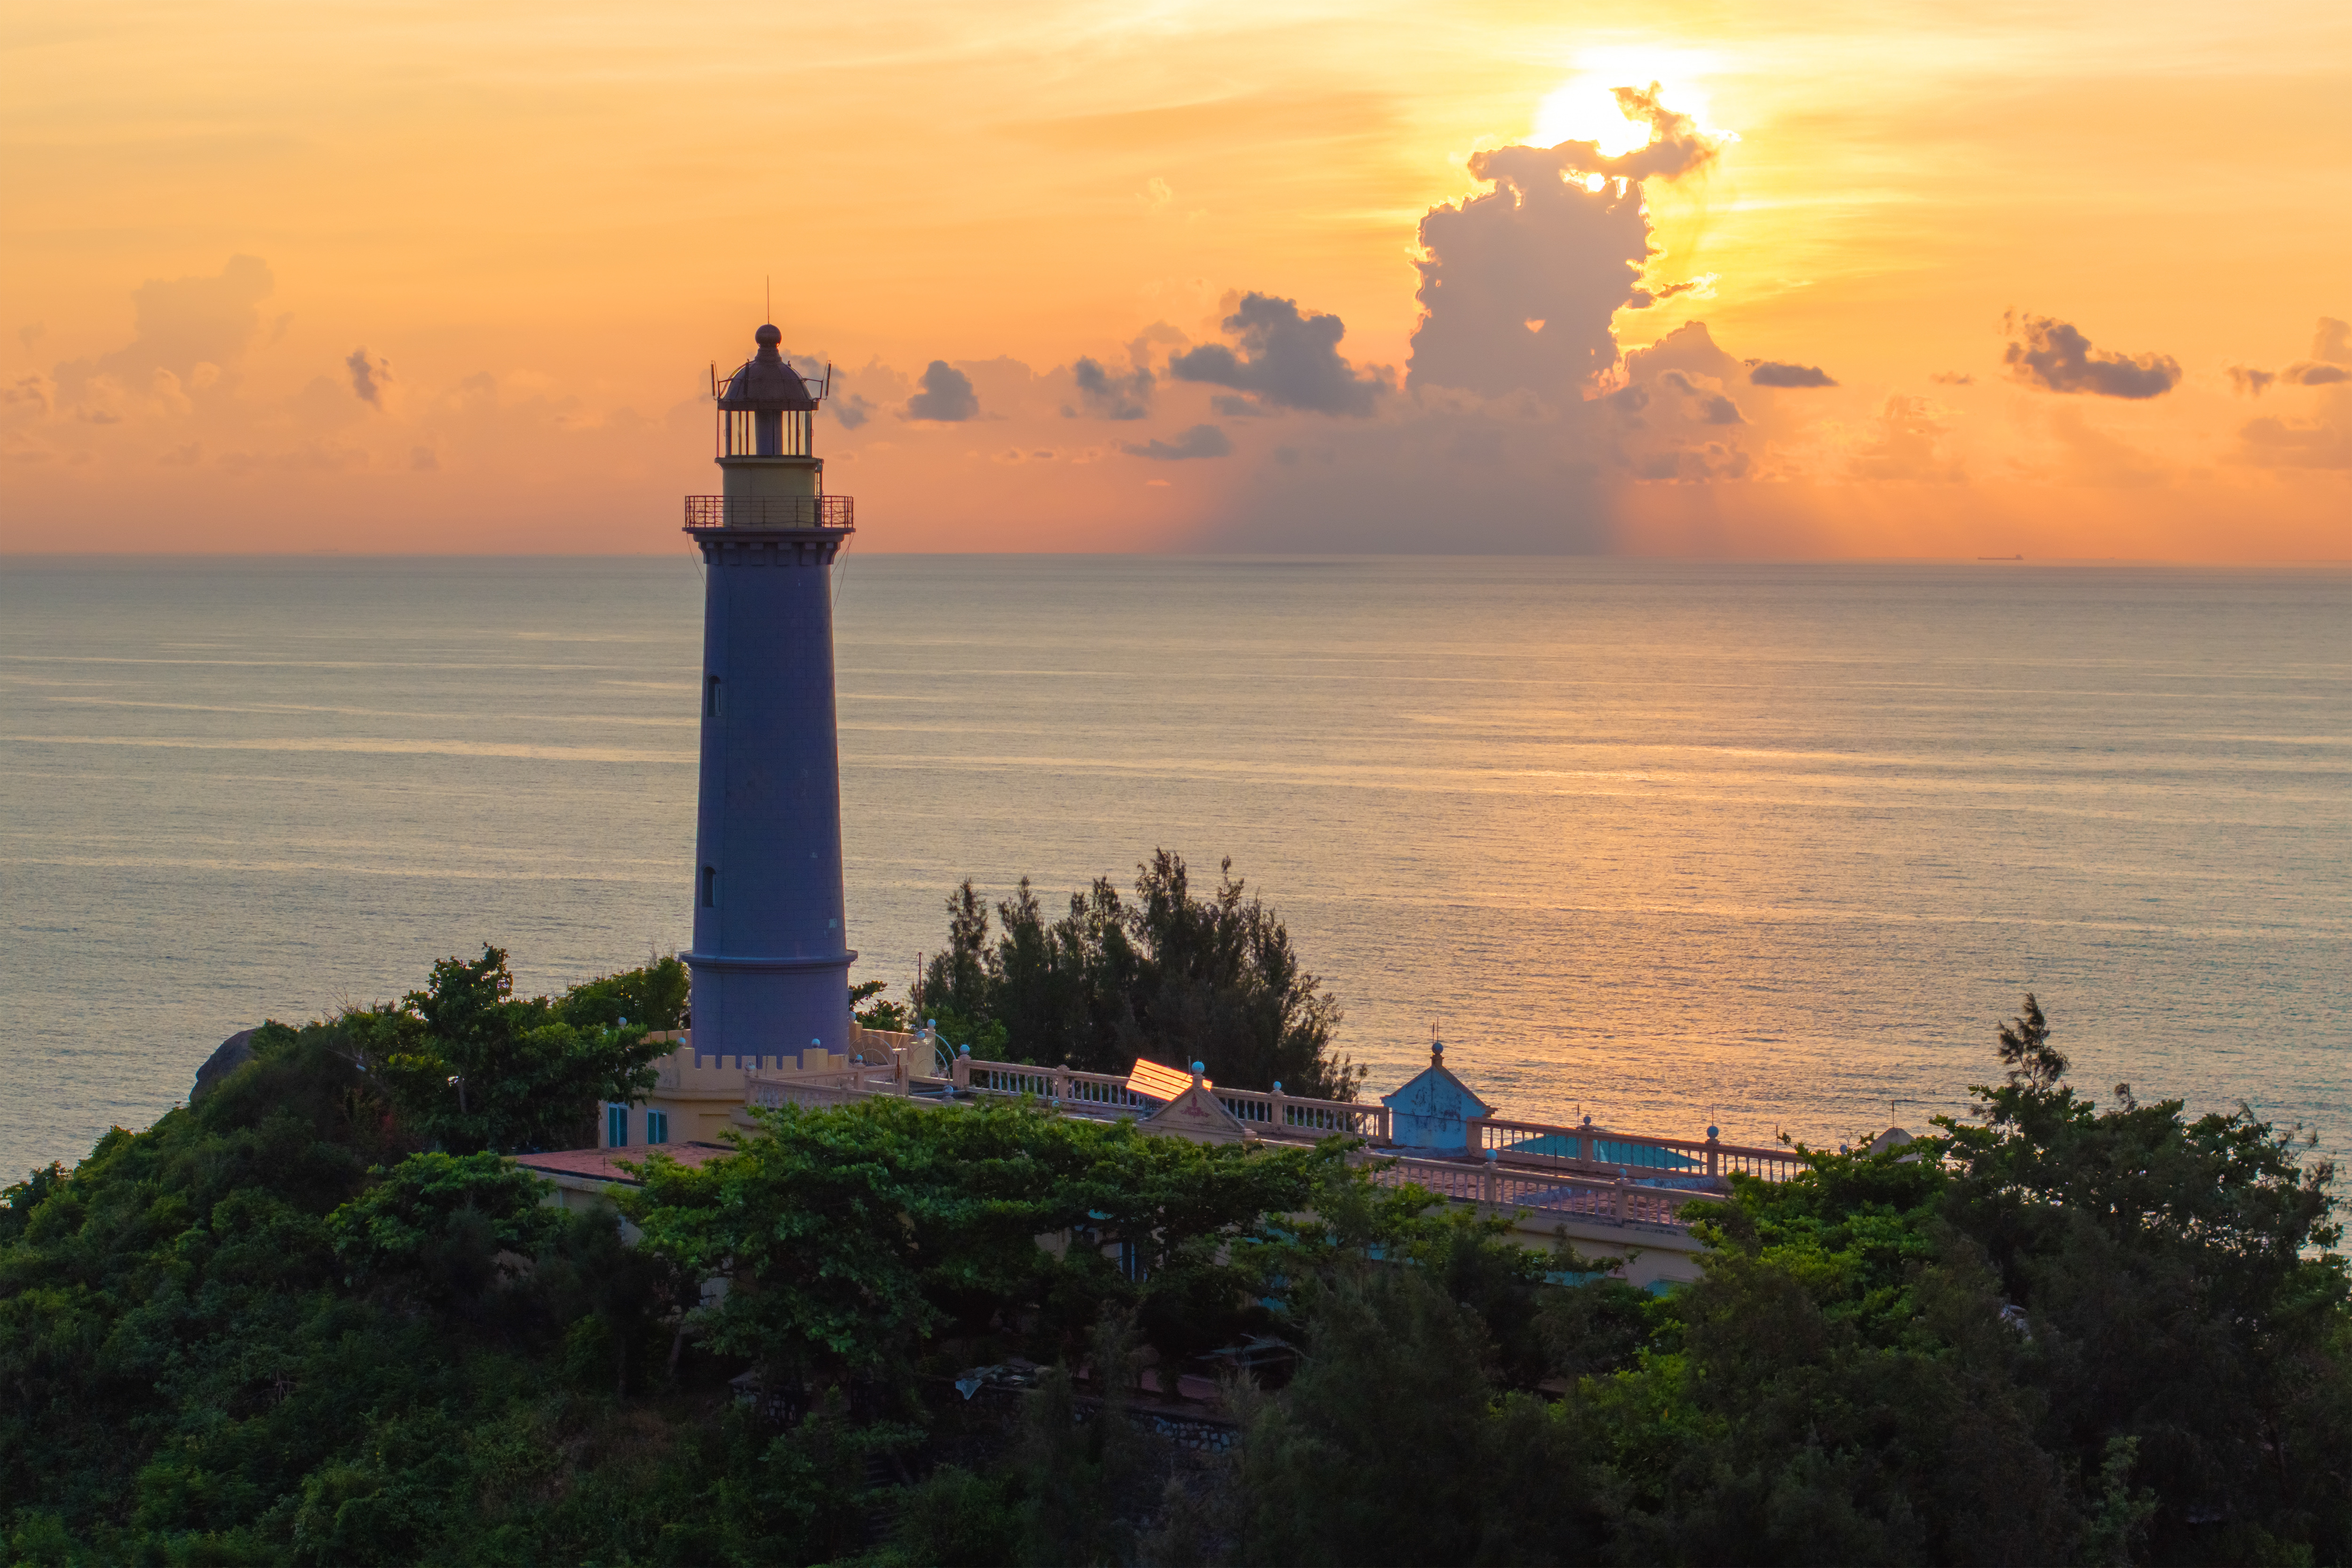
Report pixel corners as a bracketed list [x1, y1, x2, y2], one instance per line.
[683, 495, 854, 530]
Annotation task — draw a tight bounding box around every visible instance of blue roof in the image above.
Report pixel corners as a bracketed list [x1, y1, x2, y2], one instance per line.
[1506, 1131, 1701, 1171]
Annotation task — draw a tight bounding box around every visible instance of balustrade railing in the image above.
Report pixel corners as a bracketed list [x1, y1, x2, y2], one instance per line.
[1467, 1116, 1801, 1184]
[1362, 1152, 1702, 1228]
[1214, 1086, 1389, 1141]
[733, 1048, 1756, 1232]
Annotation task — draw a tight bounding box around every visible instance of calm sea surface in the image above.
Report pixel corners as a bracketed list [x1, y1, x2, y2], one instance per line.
[2, 555, 2345, 1180]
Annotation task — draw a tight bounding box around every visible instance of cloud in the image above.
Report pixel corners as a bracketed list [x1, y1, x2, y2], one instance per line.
[4, 374, 55, 415]
[345, 348, 390, 407]
[1408, 88, 1721, 401]
[1070, 356, 1153, 420]
[1650, 274, 1717, 302]
[2234, 416, 2352, 470]
[831, 392, 874, 429]
[1121, 423, 1231, 461]
[1168, 293, 1388, 415]
[2002, 314, 2181, 399]
[1748, 360, 1837, 388]
[902, 360, 978, 422]
[1848, 394, 1963, 482]
[2229, 319, 2351, 395]
[1543, 83, 1728, 184]
[1930, 372, 1975, 386]
[56, 255, 275, 395]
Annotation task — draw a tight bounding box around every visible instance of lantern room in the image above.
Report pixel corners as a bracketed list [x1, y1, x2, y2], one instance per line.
[691, 323, 851, 531]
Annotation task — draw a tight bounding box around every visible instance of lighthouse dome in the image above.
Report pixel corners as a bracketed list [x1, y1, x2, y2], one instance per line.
[718, 324, 819, 411]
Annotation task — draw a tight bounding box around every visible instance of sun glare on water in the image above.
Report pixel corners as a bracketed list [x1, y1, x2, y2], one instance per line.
[1530, 49, 1720, 154]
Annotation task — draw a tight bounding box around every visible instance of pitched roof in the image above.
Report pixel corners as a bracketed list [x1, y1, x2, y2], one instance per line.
[1135, 1081, 1250, 1144]
[1378, 1054, 1495, 1117]
[511, 1142, 733, 1186]
[1126, 1058, 1207, 1102]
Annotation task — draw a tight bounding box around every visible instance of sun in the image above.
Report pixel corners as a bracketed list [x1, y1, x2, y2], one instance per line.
[1529, 49, 1720, 154]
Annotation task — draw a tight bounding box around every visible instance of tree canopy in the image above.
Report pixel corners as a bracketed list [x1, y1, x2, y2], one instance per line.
[2, 973, 2345, 1566]
[913, 850, 1360, 1099]
[348, 944, 676, 1154]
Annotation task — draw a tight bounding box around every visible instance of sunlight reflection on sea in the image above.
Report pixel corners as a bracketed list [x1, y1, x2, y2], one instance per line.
[2, 555, 2344, 1178]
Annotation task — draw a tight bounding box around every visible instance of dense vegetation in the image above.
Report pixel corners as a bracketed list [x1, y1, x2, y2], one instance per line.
[3, 972, 2345, 1565]
[908, 850, 1360, 1099]
[317, 945, 682, 1154]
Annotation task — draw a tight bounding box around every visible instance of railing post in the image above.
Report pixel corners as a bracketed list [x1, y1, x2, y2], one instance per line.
[1706, 1126, 1720, 1179]
[1613, 1176, 1629, 1224]
[1271, 1082, 1288, 1135]
[953, 1046, 970, 1091]
[1480, 1149, 1499, 1208]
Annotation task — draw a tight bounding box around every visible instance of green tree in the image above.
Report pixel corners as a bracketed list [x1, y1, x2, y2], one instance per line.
[363, 945, 670, 1153]
[556, 952, 691, 1030]
[1940, 1005, 2351, 1563]
[620, 1095, 1346, 1390]
[914, 850, 1359, 1098]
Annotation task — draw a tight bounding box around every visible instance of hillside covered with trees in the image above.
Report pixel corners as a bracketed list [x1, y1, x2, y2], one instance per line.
[3, 964, 2346, 1565]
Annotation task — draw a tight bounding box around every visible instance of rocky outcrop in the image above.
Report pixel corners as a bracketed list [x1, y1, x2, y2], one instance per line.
[191, 1027, 258, 1104]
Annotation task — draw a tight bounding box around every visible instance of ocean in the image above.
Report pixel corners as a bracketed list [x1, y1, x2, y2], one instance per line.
[2, 554, 2345, 1181]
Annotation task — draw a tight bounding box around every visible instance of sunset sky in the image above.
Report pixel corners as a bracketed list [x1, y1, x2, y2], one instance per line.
[6, 0, 2348, 557]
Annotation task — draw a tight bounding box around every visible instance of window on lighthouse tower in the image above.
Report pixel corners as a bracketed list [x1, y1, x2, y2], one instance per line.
[700, 866, 718, 908]
[705, 675, 722, 717]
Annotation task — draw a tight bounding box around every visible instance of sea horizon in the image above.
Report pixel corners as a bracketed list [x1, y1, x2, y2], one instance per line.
[4, 552, 2345, 1180]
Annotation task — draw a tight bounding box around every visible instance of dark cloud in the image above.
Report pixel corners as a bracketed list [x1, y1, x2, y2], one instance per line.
[902, 360, 978, 422]
[830, 392, 874, 429]
[2003, 314, 2180, 399]
[1698, 393, 1743, 425]
[345, 348, 389, 407]
[1121, 423, 1231, 461]
[1649, 275, 1716, 302]
[1168, 294, 1388, 415]
[1930, 371, 1975, 386]
[1748, 360, 1836, 388]
[2229, 366, 2276, 397]
[1070, 356, 1152, 420]
[1210, 394, 1270, 417]
[2282, 362, 2349, 387]
[1408, 88, 1722, 401]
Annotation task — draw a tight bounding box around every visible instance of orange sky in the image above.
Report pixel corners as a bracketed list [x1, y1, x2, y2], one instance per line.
[5, 0, 2348, 557]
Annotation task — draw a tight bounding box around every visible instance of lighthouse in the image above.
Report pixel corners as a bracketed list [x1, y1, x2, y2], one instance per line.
[679, 324, 855, 1069]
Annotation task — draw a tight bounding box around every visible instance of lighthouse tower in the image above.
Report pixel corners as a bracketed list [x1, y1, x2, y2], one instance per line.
[680, 324, 855, 1069]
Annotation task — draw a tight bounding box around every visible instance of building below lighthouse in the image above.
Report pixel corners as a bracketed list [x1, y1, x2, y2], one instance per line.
[677, 323, 857, 1074]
